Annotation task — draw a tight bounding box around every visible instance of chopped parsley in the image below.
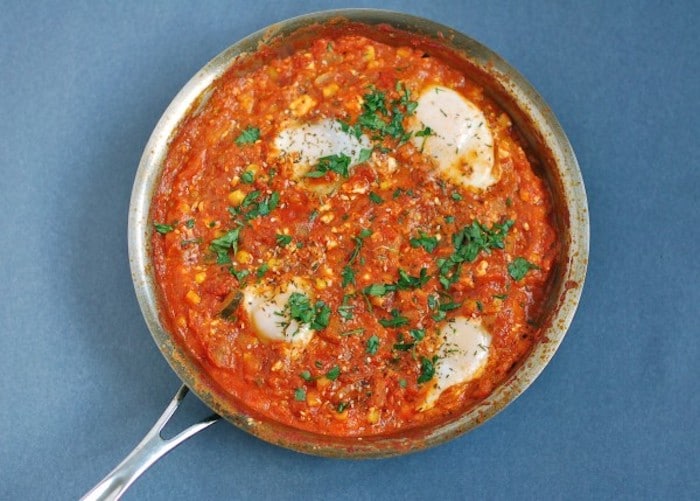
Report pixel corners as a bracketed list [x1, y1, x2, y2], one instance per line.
[228, 267, 249, 282]
[241, 170, 255, 184]
[437, 219, 514, 288]
[338, 295, 355, 320]
[396, 267, 430, 290]
[378, 309, 409, 328]
[338, 119, 362, 139]
[340, 327, 365, 336]
[451, 192, 463, 201]
[154, 223, 174, 234]
[347, 228, 372, 265]
[341, 265, 356, 287]
[325, 366, 341, 381]
[409, 231, 439, 253]
[184, 219, 195, 229]
[256, 263, 269, 278]
[245, 192, 280, 219]
[276, 234, 292, 247]
[294, 388, 306, 401]
[299, 370, 313, 382]
[417, 356, 437, 384]
[508, 257, 539, 281]
[369, 191, 383, 204]
[364, 283, 395, 296]
[209, 227, 241, 264]
[282, 292, 331, 331]
[235, 126, 260, 145]
[410, 328, 425, 341]
[358, 147, 373, 163]
[336, 402, 348, 413]
[366, 335, 380, 355]
[414, 126, 433, 137]
[306, 153, 352, 178]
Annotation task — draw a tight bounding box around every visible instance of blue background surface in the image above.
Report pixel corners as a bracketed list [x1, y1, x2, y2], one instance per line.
[1, 1, 698, 499]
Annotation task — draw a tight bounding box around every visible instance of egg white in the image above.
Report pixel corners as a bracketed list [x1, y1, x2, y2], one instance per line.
[410, 85, 497, 190]
[274, 118, 372, 180]
[421, 316, 492, 410]
[242, 281, 315, 347]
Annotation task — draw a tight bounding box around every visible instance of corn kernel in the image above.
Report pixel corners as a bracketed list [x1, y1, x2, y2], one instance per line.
[315, 278, 327, 290]
[475, 260, 489, 277]
[379, 180, 392, 190]
[363, 46, 375, 61]
[367, 407, 381, 424]
[177, 316, 187, 328]
[306, 390, 322, 407]
[236, 250, 253, 264]
[397, 47, 411, 58]
[289, 94, 316, 117]
[322, 83, 339, 97]
[333, 410, 348, 421]
[194, 272, 207, 284]
[228, 189, 246, 205]
[316, 377, 331, 390]
[186, 290, 201, 305]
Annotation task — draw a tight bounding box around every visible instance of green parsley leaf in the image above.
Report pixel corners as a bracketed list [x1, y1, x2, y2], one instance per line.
[369, 191, 383, 204]
[283, 293, 331, 331]
[393, 342, 414, 351]
[409, 231, 439, 253]
[184, 219, 195, 229]
[241, 170, 255, 184]
[417, 356, 436, 384]
[210, 227, 241, 264]
[410, 328, 425, 341]
[340, 327, 365, 336]
[337, 402, 348, 412]
[493, 294, 508, 300]
[364, 283, 395, 296]
[341, 265, 356, 287]
[306, 153, 352, 178]
[366, 335, 380, 355]
[276, 234, 292, 247]
[235, 126, 260, 145]
[414, 126, 433, 137]
[154, 223, 174, 234]
[508, 257, 539, 281]
[338, 295, 355, 320]
[358, 148, 373, 163]
[311, 302, 331, 330]
[396, 267, 430, 290]
[228, 267, 249, 282]
[241, 190, 261, 208]
[325, 366, 341, 381]
[379, 309, 409, 328]
[437, 219, 515, 289]
[254, 264, 268, 279]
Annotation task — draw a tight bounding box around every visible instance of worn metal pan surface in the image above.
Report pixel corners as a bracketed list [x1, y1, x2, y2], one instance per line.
[85, 8, 588, 500]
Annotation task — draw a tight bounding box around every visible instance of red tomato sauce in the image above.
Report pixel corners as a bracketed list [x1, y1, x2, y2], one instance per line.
[151, 33, 559, 436]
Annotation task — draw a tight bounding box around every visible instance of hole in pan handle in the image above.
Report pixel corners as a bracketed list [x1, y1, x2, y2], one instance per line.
[81, 385, 221, 501]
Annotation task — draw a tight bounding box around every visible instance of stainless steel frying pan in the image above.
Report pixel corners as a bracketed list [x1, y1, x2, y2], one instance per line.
[83, 9, 589, 500]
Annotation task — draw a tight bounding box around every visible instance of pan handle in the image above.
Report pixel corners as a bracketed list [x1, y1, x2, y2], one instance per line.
[81, 385, 220, 501]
